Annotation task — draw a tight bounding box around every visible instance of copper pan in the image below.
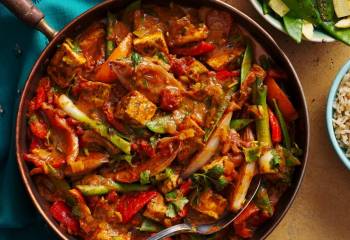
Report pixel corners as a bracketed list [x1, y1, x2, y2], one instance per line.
[1, 0, 309, 239]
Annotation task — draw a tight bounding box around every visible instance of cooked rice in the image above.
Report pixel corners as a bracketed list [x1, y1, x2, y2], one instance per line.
[333, 72, 350, 157]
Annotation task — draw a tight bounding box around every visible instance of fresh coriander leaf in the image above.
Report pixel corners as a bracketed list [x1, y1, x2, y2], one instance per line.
[173, 196, 189, 211]
[214, 176, 229, 191]
[206, 165, 224, 179]
[254, 186, 273, 216]
[270, 149, 281, 169]
[166, 204, 177, 218]
[284, 148, 301, 167]
[291, 143, 303, 157]
[140, 170, 151, 185]
[131, 52, 142, 67]
[155, 51, 168, 63]
[165, 191, 177, 201]
[243, 146, 261, 163]
[149, 135, 159, 148]
[165, 168, 174, 178]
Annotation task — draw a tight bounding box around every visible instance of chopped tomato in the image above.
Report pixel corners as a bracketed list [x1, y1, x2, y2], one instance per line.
[29, 115, 48, 139]
[160, 87, 183, 112]
[29, 77, 51, 112]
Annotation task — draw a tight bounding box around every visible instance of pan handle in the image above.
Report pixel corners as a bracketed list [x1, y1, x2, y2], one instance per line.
[1, 0, 57, 40]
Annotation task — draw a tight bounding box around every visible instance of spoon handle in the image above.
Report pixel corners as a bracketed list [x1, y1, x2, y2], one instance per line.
[147, 223, 193, 240]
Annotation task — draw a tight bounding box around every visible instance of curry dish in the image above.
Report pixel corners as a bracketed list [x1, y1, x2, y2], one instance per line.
[24, 1, 302, 239]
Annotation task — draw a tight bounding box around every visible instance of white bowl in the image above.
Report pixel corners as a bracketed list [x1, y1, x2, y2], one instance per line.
[249, 0, 335, 43]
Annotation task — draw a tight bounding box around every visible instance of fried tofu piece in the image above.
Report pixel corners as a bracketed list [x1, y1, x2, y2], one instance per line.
[134, 31, 169, 55]
[206, 47, 244, 71]
[187, 60, 208, 82]
[192, 189, 227, 219]
[47, 38, 86, 88]
[143, 194, 168, 222]
[159, 172, 180, 194]
[169, 17, 209, 46]
[179, 116, 205, 137]
[115, 91, 157, 126]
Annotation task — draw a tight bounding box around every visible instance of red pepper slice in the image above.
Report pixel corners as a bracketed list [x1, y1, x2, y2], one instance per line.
[172, 41, 215, 56]
[50, 201, 79, 235]
[233, 203, 260, 238]
[216, 70, 240, 82]
[116, 191, 158, 223]
[179, 179, 192, 196]
[234, 221, 253, 239]
[268, 108, 282, 144]
[234, 202, 260, 225]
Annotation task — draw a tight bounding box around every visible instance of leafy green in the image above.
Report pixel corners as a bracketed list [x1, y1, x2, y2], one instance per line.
[206, 165, 224, 179]
[172, 197, 189, 211]
[165, 190, 189, 212]
[131, 52, 142, 67]
[270, 149, 281, 169]
[140, 170, 151, 185]
[155, 51, 168, 63]
[240, 43, 253, 85]
[204, 87, 237, 141]
[283, 15, 303, 43]
[166, 204, 177, 218]
[214, 176, 229, 191]
[282, 0, 321, 24]
[284, 148, 301, 167]
[320, 22, 350, 45]
[254, 186, 273, 215]
[243, 146, 261, 163]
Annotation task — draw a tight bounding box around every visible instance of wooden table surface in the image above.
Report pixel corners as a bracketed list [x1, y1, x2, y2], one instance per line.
[224, 1, 350, 239]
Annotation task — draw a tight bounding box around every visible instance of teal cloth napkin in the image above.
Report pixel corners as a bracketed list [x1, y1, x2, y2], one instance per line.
[0, 0, 101, 239]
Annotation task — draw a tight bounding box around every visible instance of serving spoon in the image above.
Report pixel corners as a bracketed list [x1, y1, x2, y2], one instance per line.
[147, 176, 261, 240]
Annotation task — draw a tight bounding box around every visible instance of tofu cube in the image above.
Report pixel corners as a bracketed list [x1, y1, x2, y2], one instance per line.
[115, 91, 157, 126]
[133, 31, 169, 55]
[188, 60, 208, 81]
[206, 47, 244, 71]
[192, 189, 227, 219]
[143, 194, 168, 222]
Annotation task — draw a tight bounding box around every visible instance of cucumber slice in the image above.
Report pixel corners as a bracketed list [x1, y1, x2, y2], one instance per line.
[269, 0, 290, 17]
[333, 0, 350, 18]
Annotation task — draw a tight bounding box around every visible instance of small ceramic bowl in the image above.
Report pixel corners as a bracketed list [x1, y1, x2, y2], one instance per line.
[249, 0, 335, 43]
[326, 60, 350, 170]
